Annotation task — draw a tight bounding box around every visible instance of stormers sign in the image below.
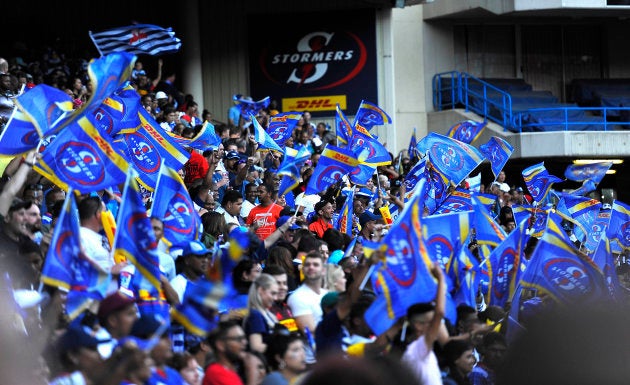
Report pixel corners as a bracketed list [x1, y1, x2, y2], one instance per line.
[249, 10, 377, 115]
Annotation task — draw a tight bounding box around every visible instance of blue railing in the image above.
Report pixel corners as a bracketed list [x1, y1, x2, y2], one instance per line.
[432, 71, 460, 111]
[433, 71, 630, 132]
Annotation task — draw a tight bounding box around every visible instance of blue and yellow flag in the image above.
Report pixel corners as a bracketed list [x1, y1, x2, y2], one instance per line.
[334, 188, 354, 235]
[487, 218, 529, 308]
[479, 137, 514, 181]
[555, 194, 601, 243]
[305, 145, 358, 196]
[349, 131, 391, 166]
[266, 112, 301, 146]
[15, 84, 74, 137]
[402, 158, 426, 198]
[0, 109, 44, 156]
[171, 301, 218, 337]
[518, 213, 609, 304]
[237, 96, 270, 118]
[41, 190, 111, 319]
[606, 200, 630, 251]
[113, 171, 163, 291]
[418, 133, 484, 187]
[169, 120, 221, 151]
[452, 248, 480, 309]
[364, 180, 438, 335]
[474, 193, 498, 214]
[447, 120, 486, 144]
[522, 162, 563, 203]
[335, 104, 353, 147]
[423, 158, 451, 214]
[93, 85, 141, 136]
[352, 100, 392, 133]
[564, 162, 612, 184]
[408, 127, 418, 161]
[591, 233, 625, 301]
[423, 211, 472, 275]
[33, 114, 129, 193]
[583, 210, 611, 255]
[277, 145, 311, 197]
[251, 113, 284, 153]
[472, 196, 507, 247]
[115, 108, 189, 191]
[151, 164, 203, 247]
[349, 164, 376, 186]
[435, 188, 473, 214]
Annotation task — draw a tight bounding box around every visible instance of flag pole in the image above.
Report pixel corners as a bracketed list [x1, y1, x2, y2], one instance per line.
[110, 169, 135, 260]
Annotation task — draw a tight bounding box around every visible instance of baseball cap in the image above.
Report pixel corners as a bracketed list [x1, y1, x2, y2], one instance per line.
[225, 150, 240, 160]
[129, 315, 167, 339]
[276, 215, 300, 230]
[516, 187, 524, 193]
[97, 292, 136, 320]
[155, 91, 168, 100]
[328, 249, 344, 265]
[321, 291, 340, 310]
[56, 327, 108, 353]
[359, 211, 382, 227]
[499, 183, 510, 193]
[182, 240, 210, 256]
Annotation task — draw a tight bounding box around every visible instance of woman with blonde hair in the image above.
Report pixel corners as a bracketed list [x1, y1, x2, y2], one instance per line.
[324, 264, 347, 293]
[244, 273, 280, 353]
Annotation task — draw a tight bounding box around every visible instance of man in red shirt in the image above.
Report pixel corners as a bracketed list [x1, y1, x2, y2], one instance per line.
[183, 148, 209, 186]
[308, 200, 334, 238]
[245, 184, 283, 240]
[203, 321, 247, 385]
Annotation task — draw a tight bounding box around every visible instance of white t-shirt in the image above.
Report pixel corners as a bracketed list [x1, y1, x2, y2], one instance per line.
[79, 226, 113, 272]
[170, 274, 189, 303]
[402, 335, 443, 385]
[287, 284, 328, 326]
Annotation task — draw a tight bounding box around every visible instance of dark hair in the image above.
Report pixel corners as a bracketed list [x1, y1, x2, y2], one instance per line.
[232, 259, 257, 294]
[480, 332, 506, 352]
[406, 302, 435, 319]
[78, 196, 102, 221]
[221, 189, 243, 207]
[169, 352, 195, 372]
[207, 320, 242, 350]
[262, 264, 286, 277]
[301, 356, 418, 385]
[297, 234, 320, 254]
[456, 305, 478, 329]
[442, 339, 474, 367]
[201, 211, 226, 238]
[266, 247, 294, 278]
[265, 333, 304, 370]
[304, 250, 324, 263]
[322, 228, 346, 251]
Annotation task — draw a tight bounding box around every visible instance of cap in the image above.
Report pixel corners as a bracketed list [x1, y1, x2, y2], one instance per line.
[57, 327, 107, 353]
[276, 215, 300, 230]
[355, 188, 373, 199]
[136, 70, 146, 77]
[225, 151, 240, 160]
[328, 249, 344, 265]
[155, 91, 168, 100]
[9, 198, 32, 213]
[321, 291, 340, 310]
[314, 200, 330, 214]
[97, 292, 136, 320]
[499, 183, 510, 193]
[182, 240, 210, 257]
[232, 94, 243, 101]
[359, 211, 381, 227]
[516, 187, 524, 193]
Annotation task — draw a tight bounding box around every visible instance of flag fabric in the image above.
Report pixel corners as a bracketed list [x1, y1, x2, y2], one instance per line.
[364, 180, 438, 335]
[113, 171, 163, 291]
[591, 233, 625, 301]
[0, 109, 45, 156]
[556, 194, 601, 242]
[305, 145, 358, 196]
[89, 24, 181, 56]
[349, 164, 376, 186]
[171, 301, 218, 337]
[569, 179, 598, 196]
[402, 158, 426, 197]
[565, 162, 612, 184]
[479, 137, 514, 180]
[449, 243, 479, 307]
[606, 200, 630, 251]
[417, 133, 485, 187]
[251, 114, 284, 153]
[583, 210, 611, 254]
[266, 112, 301, 146]
[335, 104, 353, 146]
[151, 164, 203, 246]
[14, 84, 74, 137]
[352, 100, 392, 133]
[169, 121, 221, 151]
[93, 86, 142, 136]
[487, 218, 529, 308]
[115, 108, 189, 191]
[518, 213, 609, 305]
[33, 115, 129, 193]
[423, 158, 451, 215]
[522, 162, 563, 203]
[423, 211, 472, 274]
[237, 97, 270, 119]
[447, 120, 486, 144]
[434, 188, 473, 214]
[40, 190, 111, 318]
[349, 131, 392, 166]
[334, 188, 354, 235]
[276, 146, 311, 197]
[472, 196, 507, 247]
[408, 127, 418, 161]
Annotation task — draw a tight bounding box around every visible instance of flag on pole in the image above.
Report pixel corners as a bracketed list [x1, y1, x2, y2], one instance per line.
[251, 114, 284, 153]
[446, 120, 486, 144]
[335, 104, 353, 147]
[334, 188, 354, 235]
[522, 162, 563, 203]
[89, 24, 182, 56]
[277, 146, 311, 197]
[352, 100, 392, 133]
[564, 162, 612, 184]
[408, 127, 418, 161]
[266, 112, 302, 146]
[479, 137, 514, 180]
[305, 145, 358, 196]
[606, 200, 630, 251]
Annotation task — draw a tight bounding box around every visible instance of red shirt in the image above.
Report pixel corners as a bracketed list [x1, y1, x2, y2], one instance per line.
[184, 151, 209, 185]
[309, 217, 333, 238]
[246, 203, 283, 240]
[203, 362, 244, 385]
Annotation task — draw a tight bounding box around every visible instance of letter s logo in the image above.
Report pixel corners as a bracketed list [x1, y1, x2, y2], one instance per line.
[287, 32, 334, 86]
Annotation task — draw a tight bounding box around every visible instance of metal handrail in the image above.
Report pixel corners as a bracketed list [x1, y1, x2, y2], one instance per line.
[432, 71, 460, 111]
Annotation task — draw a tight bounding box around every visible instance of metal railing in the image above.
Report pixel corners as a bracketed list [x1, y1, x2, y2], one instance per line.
[433, 71, 630, 132]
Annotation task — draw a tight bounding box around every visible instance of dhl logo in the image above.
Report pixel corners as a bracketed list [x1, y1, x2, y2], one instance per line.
[282, 95, 346, 112]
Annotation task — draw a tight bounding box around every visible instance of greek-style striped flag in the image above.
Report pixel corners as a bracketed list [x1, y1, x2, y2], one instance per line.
[89, 24, 181, 56]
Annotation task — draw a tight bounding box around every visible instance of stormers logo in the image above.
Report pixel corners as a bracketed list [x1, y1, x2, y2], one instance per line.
[493, 248, 516, 300]
[384, 223, 417, 286]
[620, 222, 630, 247]
[427, 235, 454, 270]
[430, 144, 464, 172]
[316, 165, 346, 189]
[164, 193, 195, 236]
[94, 108, 115, 135]
[543, 257, 591, 297]
[260, 31, 367, 90]
[22, 130, 40, 146]
[126, 132, 160, 174]
[56, 141, 105, 186]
